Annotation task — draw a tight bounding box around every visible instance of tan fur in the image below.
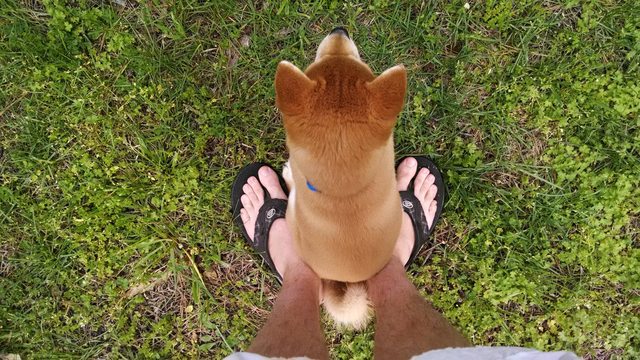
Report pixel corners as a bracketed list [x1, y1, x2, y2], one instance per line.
[322, 280, 372, 330]
[275, 32, 407, 327]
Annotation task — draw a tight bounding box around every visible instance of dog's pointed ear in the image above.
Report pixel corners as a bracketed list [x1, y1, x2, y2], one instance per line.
[366, 65, 407, 121]
[275, 61, 316, 116]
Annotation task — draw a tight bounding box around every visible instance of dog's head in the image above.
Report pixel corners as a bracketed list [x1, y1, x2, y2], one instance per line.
[275, 27, 407, 160]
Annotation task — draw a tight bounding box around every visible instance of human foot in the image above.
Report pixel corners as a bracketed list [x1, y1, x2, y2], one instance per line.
[237, 165, 304, 279]
[394, 157, 442, 266]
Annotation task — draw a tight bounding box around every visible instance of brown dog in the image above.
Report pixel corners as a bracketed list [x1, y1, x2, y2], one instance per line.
[276, 27, 406, 328]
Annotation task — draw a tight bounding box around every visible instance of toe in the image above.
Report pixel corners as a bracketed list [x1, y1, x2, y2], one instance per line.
[248, 176, 265, 202]
[425, 183, 438, 203]
[420, 173, 435, 197]
[243, 183, 259, 205]
[413, 168, 429, 197]
[240, 194, 253, 212]
[396, 157, 417, 191]
[259, 166, 287, 200]
[427, 201, 437, 228]
[240, 202, 256, 240]
[240, 208, 250, 224]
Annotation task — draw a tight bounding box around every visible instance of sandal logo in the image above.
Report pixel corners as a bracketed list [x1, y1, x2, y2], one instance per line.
[402, 200, 413, 209]
[266, 208, 276, 219]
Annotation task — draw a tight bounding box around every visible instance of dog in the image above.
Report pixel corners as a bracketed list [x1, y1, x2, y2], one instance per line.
[276, 27, 407, 328]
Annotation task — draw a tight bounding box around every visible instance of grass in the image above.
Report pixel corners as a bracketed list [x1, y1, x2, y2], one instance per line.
[0, 0, 638, 358]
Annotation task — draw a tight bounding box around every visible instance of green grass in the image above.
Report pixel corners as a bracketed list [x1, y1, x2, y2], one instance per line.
[1, 0, 638, 358]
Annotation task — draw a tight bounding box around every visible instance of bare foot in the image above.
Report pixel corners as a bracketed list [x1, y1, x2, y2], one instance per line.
[393, 157, 439, 265]
[238, 166, 300, 279]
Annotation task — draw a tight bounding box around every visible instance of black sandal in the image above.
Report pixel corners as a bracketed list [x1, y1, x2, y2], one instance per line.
[231, 162, 289, 283]
[396, 156, 446, 269]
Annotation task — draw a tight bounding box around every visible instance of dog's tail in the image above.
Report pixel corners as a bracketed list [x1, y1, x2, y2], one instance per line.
[322, 280, 372, 330]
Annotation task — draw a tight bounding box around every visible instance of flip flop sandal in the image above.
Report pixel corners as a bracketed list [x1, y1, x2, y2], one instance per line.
[396, 156, 446, 269]
[231, 162, 289, 283]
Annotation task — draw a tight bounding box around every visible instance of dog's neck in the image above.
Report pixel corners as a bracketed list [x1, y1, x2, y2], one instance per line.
[306, 180, 319, 193]
[290, 138, 394, 198]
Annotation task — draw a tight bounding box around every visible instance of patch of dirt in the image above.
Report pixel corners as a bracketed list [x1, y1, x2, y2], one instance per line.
[209, 248, 277, 300]
[0, 243, 16, 277]
[505, 127, 547, 164]
[202, 136, 257, 168]
[124, 272, 171, 299]
[483, 325, 502, 344]
[510, 106, 530, 125]
[432, 219, 468, 253]
[203, 137, 224, 159]
[422, 62, 436, 74]
[20, 0, 44, 12]
[583, 348, 624, 360]
[483, 170, 521, 188]
[110, 0, 134, 8]
[226, 46, 241, 69]
[226, 27, 253, 69]
[461, 85, 491, 108]
[468, 22, 500, 41]
[457, 120, 486, 145]
[204, 248, 275, 334]
[542, 3, 582, 31]
[121, 270, 211, 353]
[445, 40, 464, 58]
[140, 273, 192, 321]
[276, 27, 295, 38]
[456, 119, 493, 160]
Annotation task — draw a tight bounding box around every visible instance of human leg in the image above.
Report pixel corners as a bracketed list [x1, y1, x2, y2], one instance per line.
[367, 157, 469, 360]
[368, 257, 469, 360]
[236, 166, 328, 359]
[247, 254, 327, 359]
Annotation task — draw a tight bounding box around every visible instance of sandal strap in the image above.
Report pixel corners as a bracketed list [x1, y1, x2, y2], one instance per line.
[254, 198, 287, 283]
[400, 190, 431, 269]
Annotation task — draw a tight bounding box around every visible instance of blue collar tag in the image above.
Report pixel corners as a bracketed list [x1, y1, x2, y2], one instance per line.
[306, 180, 319, 193]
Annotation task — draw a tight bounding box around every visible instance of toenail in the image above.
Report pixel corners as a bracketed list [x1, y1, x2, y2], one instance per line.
[259, 167, 270, 176]
[408, 158, 416, 167]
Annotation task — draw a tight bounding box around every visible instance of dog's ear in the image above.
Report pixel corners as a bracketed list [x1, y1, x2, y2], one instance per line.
[275, 61, 316, 116]
[366, 65, 407, 121]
